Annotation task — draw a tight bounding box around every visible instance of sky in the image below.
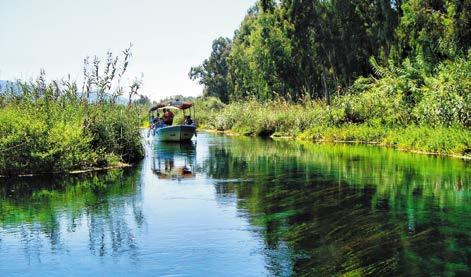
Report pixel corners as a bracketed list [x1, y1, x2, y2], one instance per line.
[0, 0, 254, 100]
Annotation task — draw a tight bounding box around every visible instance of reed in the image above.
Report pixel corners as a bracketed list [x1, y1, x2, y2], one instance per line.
[0, 47, 145, 176]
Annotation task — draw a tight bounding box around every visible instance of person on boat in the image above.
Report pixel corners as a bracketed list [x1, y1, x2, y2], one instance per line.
[149, 112, 164, 133]
[163, 109, 174, 125]
[150, 114, 155, 125]
[148, 114, 158, 137]
[152, 114, 158, 125]
[155, 113, 166, 127]
[184, 115, 194, 125]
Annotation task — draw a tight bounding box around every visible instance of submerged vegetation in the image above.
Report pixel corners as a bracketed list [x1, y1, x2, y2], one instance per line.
[203, 135, 471, 276]
[2, 134, 469, 275]
[190, 0, 471, 157]
[0, 46, 144, 176]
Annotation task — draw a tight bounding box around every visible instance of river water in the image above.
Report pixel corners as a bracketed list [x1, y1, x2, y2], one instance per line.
[0, 132, 470, 276]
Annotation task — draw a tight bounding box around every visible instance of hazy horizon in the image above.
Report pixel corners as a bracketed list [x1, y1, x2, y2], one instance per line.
[0, 0, 254, 100]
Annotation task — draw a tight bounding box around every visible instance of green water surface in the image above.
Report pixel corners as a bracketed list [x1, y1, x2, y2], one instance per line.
[0, 133, 469, 276]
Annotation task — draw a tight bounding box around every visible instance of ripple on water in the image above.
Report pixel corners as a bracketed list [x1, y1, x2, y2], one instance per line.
[0, 133, 469, 276]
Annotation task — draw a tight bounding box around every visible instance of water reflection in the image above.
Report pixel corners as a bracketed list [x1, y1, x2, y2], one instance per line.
[151, 141, 196, 180]
[0, 133, 469, 276]
[204, 136, 471, 276]
[0, 169, 144, 264]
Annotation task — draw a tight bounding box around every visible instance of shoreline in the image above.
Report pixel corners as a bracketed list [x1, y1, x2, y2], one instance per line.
[0, 162, 134, 178]
[200, 128, 471, 160]
[2, 127, 468, 178]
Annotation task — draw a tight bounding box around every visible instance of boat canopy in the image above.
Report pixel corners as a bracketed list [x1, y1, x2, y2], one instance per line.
[149, 100, 193, 112]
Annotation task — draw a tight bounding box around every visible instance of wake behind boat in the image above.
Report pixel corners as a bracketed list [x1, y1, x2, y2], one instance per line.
[148, 100, 197, 142]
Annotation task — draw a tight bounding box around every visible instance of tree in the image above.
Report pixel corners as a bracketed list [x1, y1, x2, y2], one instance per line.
[190, 0, 469, 107]
[395, 0, 471, 67]
[282, 0, 399, 101]
[227, 4, 294, 101]
[189, 37, 232, 103]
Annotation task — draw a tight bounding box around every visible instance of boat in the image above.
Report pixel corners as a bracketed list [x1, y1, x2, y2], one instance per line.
[148, 100, 197, 142]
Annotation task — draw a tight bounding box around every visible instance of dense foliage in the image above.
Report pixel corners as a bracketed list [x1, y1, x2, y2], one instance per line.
[192, 0, 470, 101]
[0, 48, 144, 176]
[190, 0, 470, 155]
[193, 96, 471, 156]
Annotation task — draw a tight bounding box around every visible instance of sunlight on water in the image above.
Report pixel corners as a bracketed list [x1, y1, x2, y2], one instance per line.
[0, 133, 470, 276]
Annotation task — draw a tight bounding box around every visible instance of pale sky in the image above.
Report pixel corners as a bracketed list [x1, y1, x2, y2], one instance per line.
[0, 0, 254, 100]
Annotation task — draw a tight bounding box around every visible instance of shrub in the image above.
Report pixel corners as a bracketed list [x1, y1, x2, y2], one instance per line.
[413, 57, 471, 127]
[0, 96, 144, 176]
[84, 105, 143, 165]
[336, 77, 411, 127]
[188, 57, 470, 156]
[385, 126, 471, 155]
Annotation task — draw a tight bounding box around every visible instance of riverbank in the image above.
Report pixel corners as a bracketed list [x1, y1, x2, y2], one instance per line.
[203, 127, 471, 159]
[299, 125, 471, 159]
[194, 98, 471, 159]
[0, 49, 146, 177]
[0, 101, 144, 176]
[0, 162, 133, 178]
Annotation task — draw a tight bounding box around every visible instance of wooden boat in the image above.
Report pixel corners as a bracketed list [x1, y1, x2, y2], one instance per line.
[149, 100, 197, 142]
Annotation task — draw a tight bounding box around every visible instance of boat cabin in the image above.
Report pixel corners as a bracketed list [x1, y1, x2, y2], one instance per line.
[148, 100, 197, 142]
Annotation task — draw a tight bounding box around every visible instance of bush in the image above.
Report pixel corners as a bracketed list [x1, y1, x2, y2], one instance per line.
[385, 126, 471, 155]
[187, 56, 471, 156]
[413, 57, 471, 127]
[0, 94, 144, 176]
[193, 55, 470, 157]
[0, 48, 145, 175]
[85, 105, 143, 165]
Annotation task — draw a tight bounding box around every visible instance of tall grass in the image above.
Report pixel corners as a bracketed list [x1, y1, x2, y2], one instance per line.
[0, 48, 144, 176]
[195, 96, 470, 156]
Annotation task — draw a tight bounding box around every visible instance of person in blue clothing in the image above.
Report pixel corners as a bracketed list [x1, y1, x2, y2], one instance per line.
[150, 114, 155, 125]
[154, 113, 165, 127]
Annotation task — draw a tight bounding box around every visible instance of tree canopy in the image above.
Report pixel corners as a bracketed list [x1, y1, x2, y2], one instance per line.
[190, 0, 470, 104]
[189, 37, 232, 103]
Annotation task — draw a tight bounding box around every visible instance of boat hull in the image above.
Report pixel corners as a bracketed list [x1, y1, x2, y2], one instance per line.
[152, 125, 196, 142]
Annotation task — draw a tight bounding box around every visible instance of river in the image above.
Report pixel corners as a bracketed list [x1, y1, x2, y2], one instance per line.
[0, 132, 470, 276]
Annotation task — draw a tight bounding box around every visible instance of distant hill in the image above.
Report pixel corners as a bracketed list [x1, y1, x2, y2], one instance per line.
[0, 80, 12, 90]
[0, 80, 130, 104]
[87, 91, 129, 105]
[0, 80, 19, 93]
